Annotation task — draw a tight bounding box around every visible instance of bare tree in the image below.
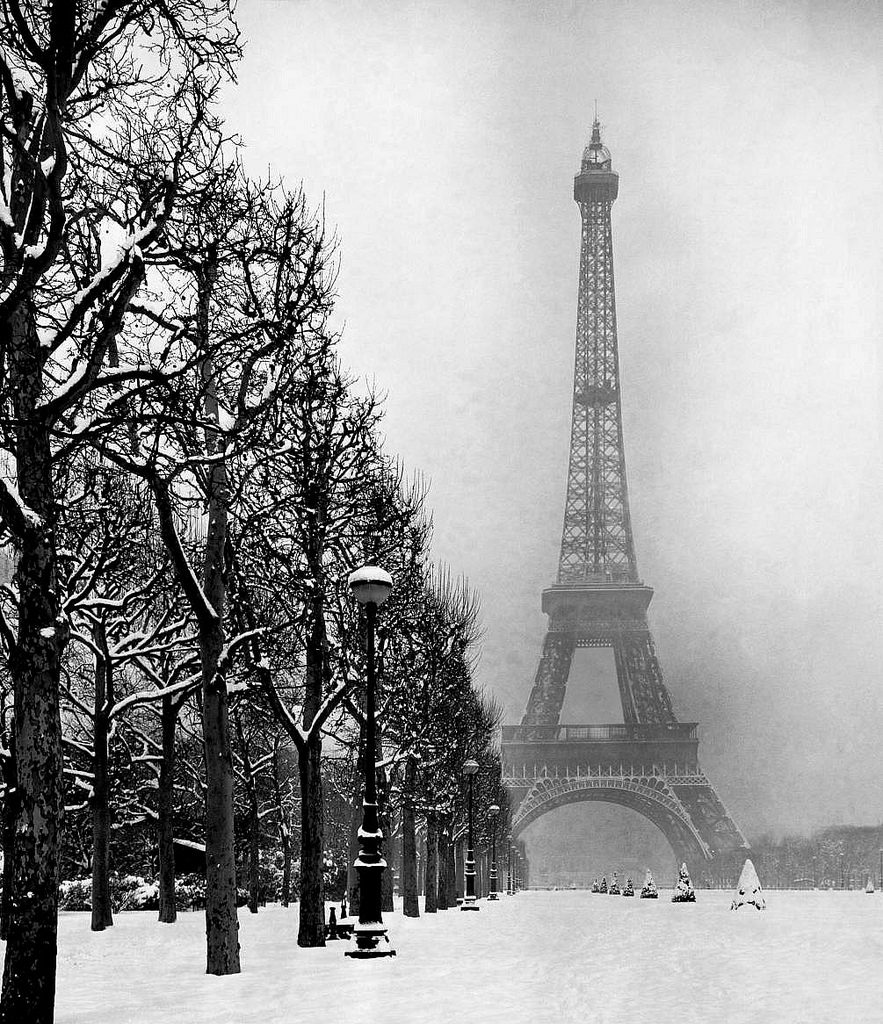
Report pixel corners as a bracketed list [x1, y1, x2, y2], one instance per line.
[0, 4, 237, 1016]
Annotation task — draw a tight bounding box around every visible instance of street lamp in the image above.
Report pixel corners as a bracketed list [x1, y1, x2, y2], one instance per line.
[487, 804, 500, 900]
[507, 838, 513, 895]
[461, 759, 480, 911]
[345, 565, 395, 959]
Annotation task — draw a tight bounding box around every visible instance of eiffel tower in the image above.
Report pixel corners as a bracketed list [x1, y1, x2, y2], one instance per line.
[501, 119, 747, 877]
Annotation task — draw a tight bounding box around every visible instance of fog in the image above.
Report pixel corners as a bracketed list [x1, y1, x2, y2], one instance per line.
[225, 0, 883, 840]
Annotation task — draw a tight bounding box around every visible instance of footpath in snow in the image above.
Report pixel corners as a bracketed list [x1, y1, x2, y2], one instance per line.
[42, 889, 883, 1024]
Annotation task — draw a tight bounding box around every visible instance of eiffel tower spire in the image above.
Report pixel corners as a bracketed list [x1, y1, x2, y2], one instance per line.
[560, 117, 637, 584]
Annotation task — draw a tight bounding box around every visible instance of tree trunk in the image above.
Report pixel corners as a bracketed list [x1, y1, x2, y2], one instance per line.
[379, 794, 394, 914]
[297, 735, 325, 946]
[247, 791, 260, 915]
[0, 735, 16, 941]
[157, 697, 177, 923]
[199, 618, 240, 974]
[271, 743, 292, 909]
[437, 828, 450, 910]
[196, 280, 240, 975]
[90, 647, 113, 932]
[280, 827, 292, 908]
[424, 816, 438, 914]
[401, 761, 419, 918]
[344, 745, 360, 913]
[446, 839, 457, 907]
[1, 301, 66, 1024]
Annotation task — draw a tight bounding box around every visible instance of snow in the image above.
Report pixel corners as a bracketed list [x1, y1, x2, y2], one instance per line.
[731, 857, 766, 911]
[40, 889, 883, 1023]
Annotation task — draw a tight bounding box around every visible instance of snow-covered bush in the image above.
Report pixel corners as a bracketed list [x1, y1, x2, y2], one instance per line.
[622, 877, 634, 897]
[671, 863, 696, 903]
[608, 872, 621, 895]
[730, 858, 765, 910]
[599, 876, 608, 893]
[115, 876, 159, 911]
[59, 878, 93, 912]
[640, 870, 658, 899]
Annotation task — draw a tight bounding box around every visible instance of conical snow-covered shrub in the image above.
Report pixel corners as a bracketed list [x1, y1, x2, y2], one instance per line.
[599, 876, 608, 894]
[640, 869, 658, 899]
[622, 877, 634, 897]
[730, 857, 765, 910]
[671, 862, 696, 903]
[608, 872, 621, 895]
[590, 878, 600, 893]
[865, 878, 875, 894]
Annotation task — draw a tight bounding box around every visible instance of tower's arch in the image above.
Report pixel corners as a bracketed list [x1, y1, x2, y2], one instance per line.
[507, 773, 710, 870]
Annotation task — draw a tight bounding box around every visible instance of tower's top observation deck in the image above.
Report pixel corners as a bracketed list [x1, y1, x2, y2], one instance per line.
[574, 118, 619, 203]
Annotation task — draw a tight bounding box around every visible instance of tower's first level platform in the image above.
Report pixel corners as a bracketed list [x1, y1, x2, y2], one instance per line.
[502, 721, 698, 772]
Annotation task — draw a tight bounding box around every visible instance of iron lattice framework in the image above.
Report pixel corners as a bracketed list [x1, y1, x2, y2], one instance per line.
[560, 122, 636, 585]
[503, 120, 747, 873]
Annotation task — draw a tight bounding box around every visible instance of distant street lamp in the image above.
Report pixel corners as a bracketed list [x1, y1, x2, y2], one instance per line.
[507, 837, 513, 895]
[345, 565, 395, 959]
[487, 804, 500, 900]
[461, 759, 480, 911]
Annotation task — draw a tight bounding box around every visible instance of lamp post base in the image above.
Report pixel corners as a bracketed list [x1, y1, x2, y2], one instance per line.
[460, 898, 480, 911]
[346, 923, 396, 957]
[488, 892, 499, 900]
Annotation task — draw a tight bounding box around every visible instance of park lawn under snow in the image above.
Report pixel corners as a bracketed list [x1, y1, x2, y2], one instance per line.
[45, 889, 883, 1024]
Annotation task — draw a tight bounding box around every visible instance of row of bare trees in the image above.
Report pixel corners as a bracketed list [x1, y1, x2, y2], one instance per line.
[0, 5, 510, 1024]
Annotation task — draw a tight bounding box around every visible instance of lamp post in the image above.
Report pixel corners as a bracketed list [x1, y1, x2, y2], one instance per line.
[487, 804, 500, 900]
[461, 759, 480, 911]
[507, 838, 513, 895]
[345, 565, 395, 959]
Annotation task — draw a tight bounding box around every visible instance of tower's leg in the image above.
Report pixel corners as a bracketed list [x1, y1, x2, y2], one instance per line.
[613, 631, 676, 725]
[521, 633, 575, 727]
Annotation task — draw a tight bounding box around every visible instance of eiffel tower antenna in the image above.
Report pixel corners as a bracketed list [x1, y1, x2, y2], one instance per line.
[501, 120, 747, 877]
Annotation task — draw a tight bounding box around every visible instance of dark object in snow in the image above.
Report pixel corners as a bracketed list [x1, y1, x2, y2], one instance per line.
[640, 870, 659, 899]
[326, 907, 338, 939]
[622, 878, 634, 896]
[341, 896, 348, 918]
[671, 863, 696, 903]
[608, 872, 621, 895]
[599, 876, 608, 894]
[730, 858, 766, 910]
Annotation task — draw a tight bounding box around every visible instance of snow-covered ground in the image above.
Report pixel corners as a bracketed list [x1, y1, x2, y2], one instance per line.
[45, 889, 883, 1023]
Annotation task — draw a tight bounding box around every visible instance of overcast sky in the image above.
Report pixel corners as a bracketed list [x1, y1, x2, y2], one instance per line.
[224, 0, 883, 838]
